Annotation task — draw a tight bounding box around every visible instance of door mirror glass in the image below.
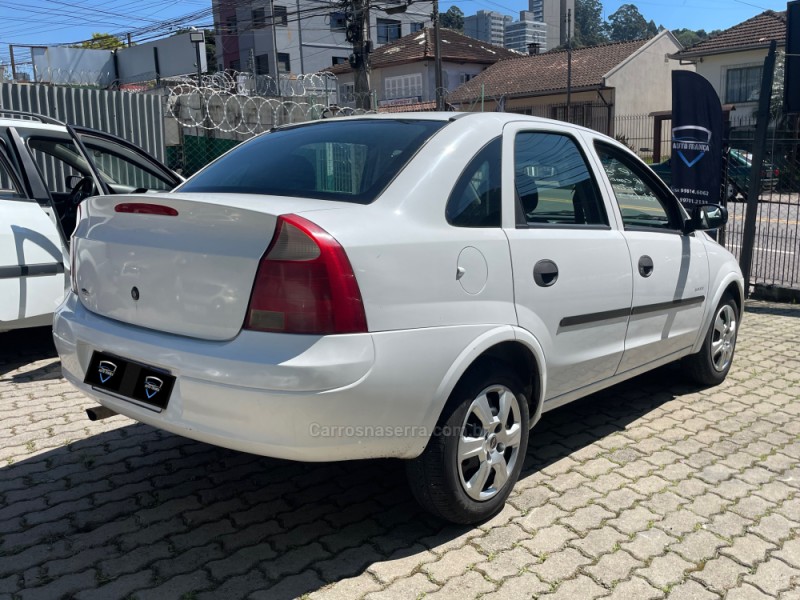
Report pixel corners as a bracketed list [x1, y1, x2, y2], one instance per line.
[689, 204, 728, 232]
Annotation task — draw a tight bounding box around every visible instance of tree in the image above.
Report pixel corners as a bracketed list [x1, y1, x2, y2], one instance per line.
[671, 28, 722, 50]
[203, 30, 217, 73]
[574, 0, 607, 47]
[80, 33, 124, 50]
[607, 4, 650, 42]
[440, 6, 464, 31]
[673, 28, 702, 48]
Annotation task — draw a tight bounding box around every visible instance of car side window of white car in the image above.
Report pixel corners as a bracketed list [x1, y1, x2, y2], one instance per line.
[514, 132, 608, 228]
[27, 137, 86, 195]
[446, 137, 502, 228]
[595, 142, 682, 232]
[80, 136, 174, 192]
[0, 151, 26, 201]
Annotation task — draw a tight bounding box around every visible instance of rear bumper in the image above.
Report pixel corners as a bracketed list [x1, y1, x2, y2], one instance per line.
[54, 293, 493, 461]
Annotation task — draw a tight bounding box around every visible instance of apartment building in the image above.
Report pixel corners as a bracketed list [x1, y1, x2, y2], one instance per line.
[531, 0, 574, 50]
[463, 10, 513, 47]
[212, 0, 432, 75]
[504, 11, 548, 54]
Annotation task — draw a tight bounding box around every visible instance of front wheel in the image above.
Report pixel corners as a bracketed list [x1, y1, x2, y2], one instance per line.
[683, 294, 739, 386]
[406, 361, 530, 524]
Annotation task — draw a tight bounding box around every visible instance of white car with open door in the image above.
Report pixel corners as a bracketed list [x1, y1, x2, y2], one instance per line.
[0, 111, 182, 332]
[54, 113, 743, 524]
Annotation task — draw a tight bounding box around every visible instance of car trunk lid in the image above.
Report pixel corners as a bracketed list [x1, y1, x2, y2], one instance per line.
[73, 193, 343, 341]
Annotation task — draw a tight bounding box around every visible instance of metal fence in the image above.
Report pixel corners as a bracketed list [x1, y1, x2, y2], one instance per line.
[722, 118, 800, 290]
[0, 81, 165, 161]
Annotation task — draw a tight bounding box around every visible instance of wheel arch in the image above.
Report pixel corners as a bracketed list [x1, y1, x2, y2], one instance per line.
[424, 326, 547, 437]
[475, 339, 544, 428]
[724, 280, 744, 316]
[691, 271, 744, 354]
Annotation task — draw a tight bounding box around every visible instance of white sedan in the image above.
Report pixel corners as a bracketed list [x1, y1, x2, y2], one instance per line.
[54, 113, 743, 524]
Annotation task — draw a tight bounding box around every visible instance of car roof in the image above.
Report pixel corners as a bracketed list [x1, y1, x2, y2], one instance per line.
[288, 111, 608, 137]
[0, 118, 68, 133]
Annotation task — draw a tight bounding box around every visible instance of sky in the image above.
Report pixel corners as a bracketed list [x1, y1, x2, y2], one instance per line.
[0, 0, 790, 55]
[442, 0, 790, 33]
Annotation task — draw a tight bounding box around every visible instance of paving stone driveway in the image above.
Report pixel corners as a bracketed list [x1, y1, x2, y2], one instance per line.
[1, 300, 799, 600]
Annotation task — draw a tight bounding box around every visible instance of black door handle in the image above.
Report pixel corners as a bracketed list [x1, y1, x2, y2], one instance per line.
[638, 255, 654, 277]
[533, 259, 559, 287]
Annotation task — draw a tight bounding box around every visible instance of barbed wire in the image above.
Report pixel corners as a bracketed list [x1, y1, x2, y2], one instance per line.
[164, 70, 381, 134]
[163, 70, 342, 98]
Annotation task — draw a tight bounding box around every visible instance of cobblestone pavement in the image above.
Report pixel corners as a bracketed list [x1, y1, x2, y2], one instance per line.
[1, 301, 799, 600]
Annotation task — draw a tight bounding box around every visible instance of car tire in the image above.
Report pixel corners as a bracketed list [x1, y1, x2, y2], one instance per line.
[683, 293, 739, 386]
[405, 360, 529, 524]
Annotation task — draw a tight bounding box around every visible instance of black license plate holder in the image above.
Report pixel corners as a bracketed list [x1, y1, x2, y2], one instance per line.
[84, 351, 175, 409]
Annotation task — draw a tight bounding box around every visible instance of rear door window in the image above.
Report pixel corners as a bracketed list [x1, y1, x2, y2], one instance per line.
[514, 132, 608, 227]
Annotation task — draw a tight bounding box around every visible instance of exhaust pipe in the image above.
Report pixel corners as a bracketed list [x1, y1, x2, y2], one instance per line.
[86, 405, 117, 421]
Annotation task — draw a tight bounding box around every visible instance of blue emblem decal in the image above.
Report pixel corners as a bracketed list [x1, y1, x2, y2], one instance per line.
[672, 125, 712, 169]
[144, 376, 164, 399]
[98, 361, 117, 384]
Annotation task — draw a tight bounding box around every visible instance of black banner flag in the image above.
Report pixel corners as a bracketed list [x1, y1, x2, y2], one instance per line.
[670, 71, 723, 209]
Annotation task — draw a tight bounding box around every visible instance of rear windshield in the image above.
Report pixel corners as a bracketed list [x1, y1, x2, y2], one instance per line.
[178, 119, 447, 204]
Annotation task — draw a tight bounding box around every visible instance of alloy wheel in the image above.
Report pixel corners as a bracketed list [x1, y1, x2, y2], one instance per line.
[711, 303, 737, 372]
[457, 385, 523, 501]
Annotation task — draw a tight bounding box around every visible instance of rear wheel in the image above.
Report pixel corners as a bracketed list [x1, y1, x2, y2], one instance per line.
[406, 361, 529, 524]
[683, 294, 739, 386]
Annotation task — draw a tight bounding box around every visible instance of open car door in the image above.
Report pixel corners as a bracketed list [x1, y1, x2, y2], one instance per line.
[0, 136, 67, 331]
[73, 127, 183, 194]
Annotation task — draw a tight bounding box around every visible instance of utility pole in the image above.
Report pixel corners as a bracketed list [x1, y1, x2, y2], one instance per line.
[566, 8, 572, 122]
[346, 0, 372, 110]
[433, 0, 444, 110]
[269, 0, 280, 81]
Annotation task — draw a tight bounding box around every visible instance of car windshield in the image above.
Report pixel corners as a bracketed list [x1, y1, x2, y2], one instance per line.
[177, 119, 448, 204]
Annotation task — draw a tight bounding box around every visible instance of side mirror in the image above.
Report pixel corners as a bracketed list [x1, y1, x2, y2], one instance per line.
[685, 203, 728, 234]
[65, 174, 82, 189]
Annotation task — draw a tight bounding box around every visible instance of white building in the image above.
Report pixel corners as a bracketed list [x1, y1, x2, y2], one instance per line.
[212, 0, 432, 76]
[329, 28, 517, 108]
[463, 10, 514, 47]
[504, 11, 548, 54]
[671, 10, 785, 123]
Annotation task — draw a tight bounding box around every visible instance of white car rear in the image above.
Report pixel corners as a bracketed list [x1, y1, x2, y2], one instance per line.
[55, 113, 743, 523]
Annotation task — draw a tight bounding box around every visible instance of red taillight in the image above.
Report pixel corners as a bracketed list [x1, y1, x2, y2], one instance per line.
[244, 214, 367, 335]
[70, 202, 83, 293]
[115, 203, 178, 216]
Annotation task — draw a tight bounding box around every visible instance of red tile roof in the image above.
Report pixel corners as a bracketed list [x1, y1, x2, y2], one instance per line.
[377, 101, 438, 113]
[327, 27, 517, 75]
[675, 10, 786, 58]
[447, 38, 650, 104]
